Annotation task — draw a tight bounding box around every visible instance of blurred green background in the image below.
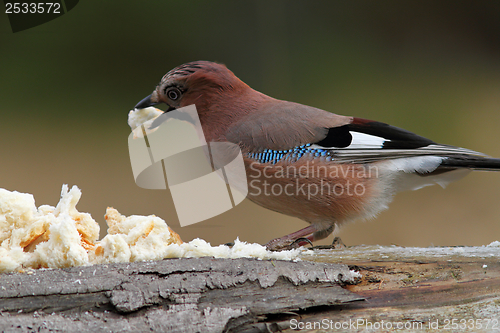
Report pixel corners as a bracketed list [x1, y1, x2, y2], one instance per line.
[2, 1, 500, 247]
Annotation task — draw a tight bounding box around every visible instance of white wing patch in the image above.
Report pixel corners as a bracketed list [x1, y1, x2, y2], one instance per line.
[311, 131, 388, 150]
[348, 132, 387, 149]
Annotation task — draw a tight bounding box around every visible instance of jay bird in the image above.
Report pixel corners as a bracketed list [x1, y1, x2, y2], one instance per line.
[135, 60, 500, 251]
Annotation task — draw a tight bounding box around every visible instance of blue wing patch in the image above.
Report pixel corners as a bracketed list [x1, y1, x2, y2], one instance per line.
[248, 144, 334, 164]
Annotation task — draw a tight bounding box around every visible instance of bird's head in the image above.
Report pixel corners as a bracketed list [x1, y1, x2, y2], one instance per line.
[135, 61, 247, 112]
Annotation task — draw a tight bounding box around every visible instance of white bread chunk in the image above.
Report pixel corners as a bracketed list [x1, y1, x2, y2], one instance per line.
[128, 107, 164, 138]
[0, 188, 37, 246]
[91, 208, 183, 264]
[0, 185, 100, 272]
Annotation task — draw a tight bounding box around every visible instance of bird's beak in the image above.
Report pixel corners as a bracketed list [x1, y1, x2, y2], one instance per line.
[135, 91, 177, 112]
[134, 94, 159, 109]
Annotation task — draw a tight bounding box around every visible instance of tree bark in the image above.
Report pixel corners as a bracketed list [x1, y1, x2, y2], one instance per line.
[0, 257, 360, 333]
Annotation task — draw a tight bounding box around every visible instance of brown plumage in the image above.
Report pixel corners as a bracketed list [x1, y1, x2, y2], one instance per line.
[135, 60, 500, 250]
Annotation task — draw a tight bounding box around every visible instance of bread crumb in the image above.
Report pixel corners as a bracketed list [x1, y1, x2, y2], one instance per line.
[128, 107, 164, 138]
[0, 185, 309, 273]
[91, 208, 183, 264]
[0, 185, 99, 272]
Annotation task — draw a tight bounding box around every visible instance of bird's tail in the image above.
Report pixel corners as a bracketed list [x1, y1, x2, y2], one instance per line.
[440, 157, 500, 171]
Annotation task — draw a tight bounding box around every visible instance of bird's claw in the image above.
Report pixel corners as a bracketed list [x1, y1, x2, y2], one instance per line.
[265, 237, 313, 251]
[310, 237, 347, 250]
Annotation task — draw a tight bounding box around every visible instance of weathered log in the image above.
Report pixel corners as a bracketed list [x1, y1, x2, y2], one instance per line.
[0, 257, 361, 332]
[3, 245, 500, 332]
[288, 245, 500, 332]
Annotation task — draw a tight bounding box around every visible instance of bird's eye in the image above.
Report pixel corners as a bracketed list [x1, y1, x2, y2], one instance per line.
[166, 87, 182, 101]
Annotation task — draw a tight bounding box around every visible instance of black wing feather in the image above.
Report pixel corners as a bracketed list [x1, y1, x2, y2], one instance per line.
[312, 118, 500, 170]
[316, 118, 435, 149]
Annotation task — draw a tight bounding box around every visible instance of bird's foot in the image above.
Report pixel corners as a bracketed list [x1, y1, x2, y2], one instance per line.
[311, 237, 347, 250]
[265, 237, 313, 251]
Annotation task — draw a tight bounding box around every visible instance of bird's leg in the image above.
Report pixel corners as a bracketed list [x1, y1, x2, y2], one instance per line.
[265, 224, 335, 251]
